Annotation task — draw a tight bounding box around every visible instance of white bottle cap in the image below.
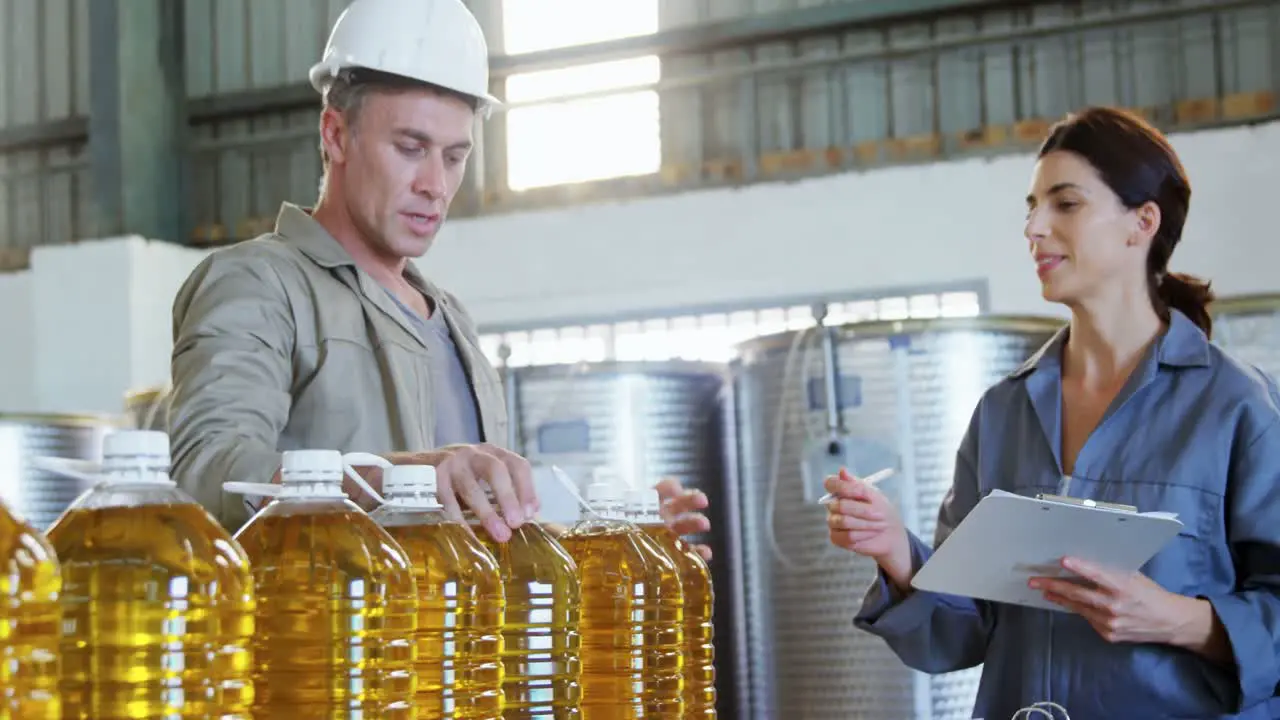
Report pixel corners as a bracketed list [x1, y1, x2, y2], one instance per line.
[383, 464, 437, 498]
[102, 430, 170, 473]
[280, 450, 344, 482]
[103, 430, 169, 461]
[623, 486, 655, 509]
[585, 481, 620, 506]
[624, 488, 644, 509]
[591, 466, 618, 485]
[642, 487, 662, 514]
[627, 487, 662, 520]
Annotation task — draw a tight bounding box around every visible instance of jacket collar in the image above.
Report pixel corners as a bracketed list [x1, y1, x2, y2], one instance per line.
[1010, 308, 1212, 380]
[270, 202, 502, 445]
[1012, 308, 1211, 476]
[273, 202, 443, 301]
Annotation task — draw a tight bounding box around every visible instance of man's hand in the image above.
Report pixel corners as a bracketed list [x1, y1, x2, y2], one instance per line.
[655, 477, 713, 561]
[387, 443, 539, 543]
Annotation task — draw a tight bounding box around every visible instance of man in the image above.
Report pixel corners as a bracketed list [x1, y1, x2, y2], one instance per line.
[166, 0, 712, 552]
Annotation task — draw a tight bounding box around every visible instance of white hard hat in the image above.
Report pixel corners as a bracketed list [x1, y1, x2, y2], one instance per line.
[309, 0, 500, 116]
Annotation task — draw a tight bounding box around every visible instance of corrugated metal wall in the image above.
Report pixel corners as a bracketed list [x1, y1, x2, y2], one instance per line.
[184, 0, 345, 243]
[0, 0, 494, 249]
[183, 0, 503, 243]
[0, 0, 94, 261]
[658, 0, 1279, 182]
[2, 0, 1278, 253]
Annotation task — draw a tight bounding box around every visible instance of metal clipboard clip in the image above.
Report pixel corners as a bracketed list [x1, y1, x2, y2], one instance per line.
[1034, 493, 1138, 514]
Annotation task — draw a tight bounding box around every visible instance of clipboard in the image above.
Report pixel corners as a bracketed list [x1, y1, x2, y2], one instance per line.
[910, 489, 1185, 612]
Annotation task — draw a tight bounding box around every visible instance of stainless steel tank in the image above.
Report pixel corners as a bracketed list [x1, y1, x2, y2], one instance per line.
[1212, 294, 1280, 381]
[507, 360, 731, 541]
[0, 413, 118, 531]
[730, 315, 1063, 720]
[504, 360, 747, 720]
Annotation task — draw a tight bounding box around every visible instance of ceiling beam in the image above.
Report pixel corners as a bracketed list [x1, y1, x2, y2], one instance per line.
[487, 0, 1006, 76]
[0, 117, 89, 153]
[3, 0, 1245, 155]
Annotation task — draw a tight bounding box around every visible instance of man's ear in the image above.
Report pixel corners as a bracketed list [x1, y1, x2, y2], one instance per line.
[319, 106, 352, 167]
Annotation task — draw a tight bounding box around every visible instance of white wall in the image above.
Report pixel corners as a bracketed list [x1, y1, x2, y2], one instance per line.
[29, 240, 136, 414]
[1, 120, 1277, 416]
[424, 119, 1280, 327]
[126, 241, 206, 395]
[0, 271, 36, 410]
[0, 238, 208, 415]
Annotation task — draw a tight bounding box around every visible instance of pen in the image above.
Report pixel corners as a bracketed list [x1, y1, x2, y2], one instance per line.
[818, 467, 896, 505]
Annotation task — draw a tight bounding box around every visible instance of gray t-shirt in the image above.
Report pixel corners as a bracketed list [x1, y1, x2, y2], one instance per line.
[386, 291, 483, 447]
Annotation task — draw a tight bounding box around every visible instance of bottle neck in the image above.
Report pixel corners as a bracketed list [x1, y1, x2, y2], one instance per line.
[582, 495, 628, 519]
[624, 506, 662, 525]
[277, 479, 346, 500]
[101, 463, 174, 487]
[382, 493, 444, 511]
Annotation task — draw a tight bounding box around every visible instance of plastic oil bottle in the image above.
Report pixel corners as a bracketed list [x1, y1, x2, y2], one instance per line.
[627, 487, 717, 719]
[0, 495, 61, 719]
[368, 463, 505, 720]
[471, 490, 582, 720]
[228, 449, 418, 718]
[559, 480, 685, 720]
[43, 430, 255, 719]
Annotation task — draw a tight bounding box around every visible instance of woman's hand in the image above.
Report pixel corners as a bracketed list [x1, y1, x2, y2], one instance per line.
[824, 468, 913, 589]
[1031, 556, 1229, 661]
[655, 477, 713, 561]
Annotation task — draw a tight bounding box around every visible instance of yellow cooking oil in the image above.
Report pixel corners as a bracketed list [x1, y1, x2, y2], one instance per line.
[629, 487, 718, 719]
[44, 430, 254, 719]
[231, 449, 418, 719]
[474, 503, 582, 720]
[369, 464, 505, 720]
[559, 481, 684, 720]
[0, 497, 61, 720]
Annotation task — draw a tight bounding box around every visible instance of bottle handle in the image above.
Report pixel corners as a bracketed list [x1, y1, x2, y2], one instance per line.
[340, 452, 390, 506]
[30, 455, 176, 489]
[222, 481, 283, 497]
[220, 453, 590, 516]
[28, 456, 106, 486]
[221, 481, 280, 520]
[218, 452, 390, 506]
[548, 465, 602, 519]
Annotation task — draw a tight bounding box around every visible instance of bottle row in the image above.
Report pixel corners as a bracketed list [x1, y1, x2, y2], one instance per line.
[0, 430, 717, 719]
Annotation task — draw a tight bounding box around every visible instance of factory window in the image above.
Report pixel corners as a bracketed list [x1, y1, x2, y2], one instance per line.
[477, 289, 984, 368]
[501, 0, 662, 191]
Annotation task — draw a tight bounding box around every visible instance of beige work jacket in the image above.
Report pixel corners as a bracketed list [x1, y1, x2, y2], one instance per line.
[168, 203, 509, 531]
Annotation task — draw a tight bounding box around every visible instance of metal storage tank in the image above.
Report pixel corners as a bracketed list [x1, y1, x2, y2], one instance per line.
[730, 314, 1063, 720]
[1212, 294, 1280, 382]
[0, 413, 118, 531]
[504, 360, 748, 720]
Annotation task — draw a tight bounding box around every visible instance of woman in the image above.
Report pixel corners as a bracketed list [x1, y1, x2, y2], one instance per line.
[826, 106, 1280, 719]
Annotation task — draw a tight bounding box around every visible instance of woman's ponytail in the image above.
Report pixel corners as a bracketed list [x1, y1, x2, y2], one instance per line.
[1156, 271, 1215, 338]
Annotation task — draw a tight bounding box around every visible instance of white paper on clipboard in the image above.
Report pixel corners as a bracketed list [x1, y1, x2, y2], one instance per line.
[910, 489, 1185, 612]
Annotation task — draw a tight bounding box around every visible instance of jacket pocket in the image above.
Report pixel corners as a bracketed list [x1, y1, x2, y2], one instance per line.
[1064, 475, 1219, 596]
[1095, 642, 1236, 719]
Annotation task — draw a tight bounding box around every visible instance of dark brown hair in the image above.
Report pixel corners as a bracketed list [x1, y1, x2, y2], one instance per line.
[1038, 106, 1215, 337]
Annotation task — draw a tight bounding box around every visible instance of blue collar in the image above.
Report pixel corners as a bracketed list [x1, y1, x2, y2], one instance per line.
[1011, 309, 1211, 476]
[1010, 308, 1211, 380]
